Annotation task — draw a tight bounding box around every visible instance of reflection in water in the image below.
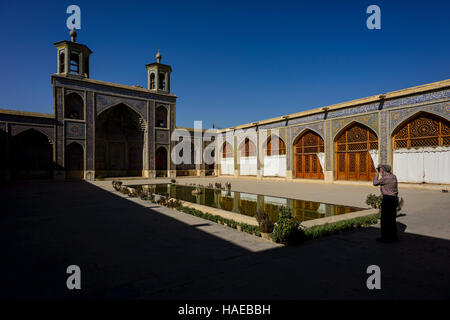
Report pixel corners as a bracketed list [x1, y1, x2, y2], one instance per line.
[132, 184, 362, 223]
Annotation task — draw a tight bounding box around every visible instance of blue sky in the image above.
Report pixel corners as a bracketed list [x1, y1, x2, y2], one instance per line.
[0, 0, 449, 128]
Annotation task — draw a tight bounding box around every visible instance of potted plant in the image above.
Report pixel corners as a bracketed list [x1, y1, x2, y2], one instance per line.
[271, 207, 305, 245]
[365, 194, 383, 209]
[255, 209, 274, 240]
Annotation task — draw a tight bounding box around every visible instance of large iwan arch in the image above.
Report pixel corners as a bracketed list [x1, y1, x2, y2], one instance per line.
[95, 103, 145, 178]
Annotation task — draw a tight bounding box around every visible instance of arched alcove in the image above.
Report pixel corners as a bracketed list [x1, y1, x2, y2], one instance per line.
[11, 129, 53, 179]
[294, 130, 324, 179]
[335, 122, 378, 181]
[95, 103, 145, 178]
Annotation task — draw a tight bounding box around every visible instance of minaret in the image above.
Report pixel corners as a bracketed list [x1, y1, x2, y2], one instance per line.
[54, 29, 92, 78]
[146, 49, 172, 93]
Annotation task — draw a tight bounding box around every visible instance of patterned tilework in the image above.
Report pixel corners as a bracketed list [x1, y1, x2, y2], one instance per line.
[389, 101, 450, 134]
[290, 122, 325, 143]
[259, 120, 286, 130]
[383, 89, 450, 110]
[56, 87, 64, 168]
[96, 94, 147, 121]
[86, 91, 94, 170]
[325, 121, 331, 170]
[9, 124, 55, 142]
[328, 103, 380, 119]
[65, 89, 84, 98]
[236, 131, 257, 150]
[288, 113, 325, 125]
[170, 104, 176, 170]
[286, 127, 291, 170]
[66, 140, 85, 148]
[155, 129, 170, 144]
[379, 111, 388, 164]
[331, 113, 379, 139]
[53, 77, 177, 104]
[65, 122, 85, 139]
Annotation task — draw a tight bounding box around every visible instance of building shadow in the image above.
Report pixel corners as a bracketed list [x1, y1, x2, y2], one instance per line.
[0, 181, 448, 300]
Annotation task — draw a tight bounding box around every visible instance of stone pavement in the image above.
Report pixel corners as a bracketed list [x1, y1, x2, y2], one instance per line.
[0, 178, 448, 299]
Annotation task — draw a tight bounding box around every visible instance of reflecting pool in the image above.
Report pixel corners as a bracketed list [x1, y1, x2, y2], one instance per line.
[129, 184, 363, 223]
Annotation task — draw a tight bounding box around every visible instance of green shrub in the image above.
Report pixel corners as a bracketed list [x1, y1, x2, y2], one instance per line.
[170, 179, 176, 184]
[271, 207, 305, 245]
[366, 193, 382, 209]
[304, 213, 380, 239]
[255, 209, 274, 233]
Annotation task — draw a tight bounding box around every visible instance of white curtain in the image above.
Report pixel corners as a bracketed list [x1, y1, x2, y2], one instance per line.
[316, 152, 325, 171]
[369, 149, 379, 168]
[263, 196, 288, 206]
[240, 193, 257, 201]
[220, 158, 234, 175]
[423, 147, 450, 184]
[239, 156, 257, 176]
[263, 155, 287, 177]
[393, 146, 450, 184]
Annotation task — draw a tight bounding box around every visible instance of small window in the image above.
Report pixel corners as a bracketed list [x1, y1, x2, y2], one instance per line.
[59, 51, 65, 73]
[155, 105, 168, 128]
[158, 73, 166, 90]
[150, 73, 155, 89]
[70, 52, 80, 73]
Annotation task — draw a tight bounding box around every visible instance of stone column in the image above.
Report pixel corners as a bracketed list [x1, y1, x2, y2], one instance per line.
[64, 48, 70, 74]
[323, 120, 334, 183]
[79, 51, 84, 76]
[234, 134, 239, 177]
[257, 129, 263, 180]
[166, 72, 170, 92]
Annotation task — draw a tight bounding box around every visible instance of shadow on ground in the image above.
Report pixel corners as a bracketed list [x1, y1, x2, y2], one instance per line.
[0, 181, 448, 299]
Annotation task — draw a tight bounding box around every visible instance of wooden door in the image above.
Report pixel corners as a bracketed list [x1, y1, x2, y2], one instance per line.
[335, 123, 378, 181]
[294, 131, 324, 179]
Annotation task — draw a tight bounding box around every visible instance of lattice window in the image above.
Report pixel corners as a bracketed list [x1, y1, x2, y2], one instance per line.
[393, 113, 450, 149]
[335, 123, 378, 153]
[359, 152, 366, 173]
[294, 131, 324, 155]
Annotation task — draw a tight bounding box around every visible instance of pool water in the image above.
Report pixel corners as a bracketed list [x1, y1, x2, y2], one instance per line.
[130, 183, 362, 223]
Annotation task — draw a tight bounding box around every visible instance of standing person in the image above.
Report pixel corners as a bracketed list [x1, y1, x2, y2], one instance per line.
[373, 164, 399, 243]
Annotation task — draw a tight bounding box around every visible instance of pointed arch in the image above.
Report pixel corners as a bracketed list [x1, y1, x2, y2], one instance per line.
[335, 122, 378, 181]
[222, 141, 233, 158]
[292, 127, 324, 145]
[391, 111, 450, 184]
[264, 135, 286, 156]
[155, 105, 168, 128]
[66, 142, 84, 180]
[11, 128, 53, 179]
[95, 103, 145, 178]
[293, 129, 324, 179]
[65, 92, 84, 120]
[238, 137, 256, 157]
[155, 146, 169, 177]
[333, 120, 378, 142]
[97, 101, 146, 122]
[392, 111, 450, 149]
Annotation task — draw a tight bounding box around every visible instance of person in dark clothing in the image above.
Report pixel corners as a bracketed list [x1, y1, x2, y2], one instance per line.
[373, 164, 399, 243]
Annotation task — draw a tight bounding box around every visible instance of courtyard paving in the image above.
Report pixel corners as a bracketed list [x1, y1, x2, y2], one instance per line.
[0, 177, 449, 299]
